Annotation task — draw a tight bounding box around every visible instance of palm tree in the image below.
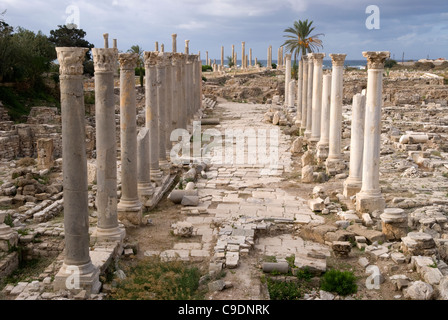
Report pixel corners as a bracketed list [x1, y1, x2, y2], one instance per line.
[282, 19, 324, 77]
[128, 45, 144, 87]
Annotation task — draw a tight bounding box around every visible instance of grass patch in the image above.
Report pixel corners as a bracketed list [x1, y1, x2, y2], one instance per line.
[320, 269, 358, 296]
[108, 256, 205, 300]
[1, 257, 53, 288]
[264, 277, 303, 300]
[17, 157, 36, 167]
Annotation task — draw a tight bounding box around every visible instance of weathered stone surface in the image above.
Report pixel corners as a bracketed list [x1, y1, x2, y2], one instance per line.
[404, 281, 434, 300]
[347, 224, 385, 244]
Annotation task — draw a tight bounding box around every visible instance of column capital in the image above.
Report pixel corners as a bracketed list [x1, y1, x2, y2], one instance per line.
[329, 53, 347, 67]
[143, 51, 158, 68]
[92, 48, 118, 73]
[285, 53, 292, 61]
[56, 47, 89, 76]
[310, 52, 326, 63]
[172, 33, 177, 38]
[171, 52, 183, 65]
[157, 52, 173, 67]
[362, 51, 390, 69]
[302, 55, 308, 62]
[118, 52, 138, 70]
[186, 55, 196, 64]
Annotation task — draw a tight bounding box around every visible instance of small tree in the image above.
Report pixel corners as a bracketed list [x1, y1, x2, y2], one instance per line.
[227, 55, 234, 68]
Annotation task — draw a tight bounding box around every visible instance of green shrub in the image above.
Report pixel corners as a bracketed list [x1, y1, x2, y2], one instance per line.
[202, 65, 213, 72]
[266, 277, 303, 300]
[384, 59, 397, 69]
[320, 269, 357, 296]
[4, 214, 14, 227]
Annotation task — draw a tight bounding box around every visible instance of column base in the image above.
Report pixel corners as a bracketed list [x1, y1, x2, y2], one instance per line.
[91, 226, 126, 243]
[151, 169, 164, 186]
[356, 191, 385, 214]
[316, 143, 329, 163]
[117, 199, 142, 226]
[325, 158, 346, 176]
[309, 136, 320, 143]
[53, 261, 101, 295]
[343, 178, 362, 198]
[381, 221, 408, 241]
[138, 183, 155, 206]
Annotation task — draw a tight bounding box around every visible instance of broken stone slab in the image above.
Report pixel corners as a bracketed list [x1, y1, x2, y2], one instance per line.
[347, 224, 385, 244]
[294, 255, 326, 275]
[290, 137, 303, 154]
[319, 290, 335, 300]
[358, 257, 370, 268]
[208, 279, 226, 292]
[404, 281, 434, 300]
[301, 165, 314, 183]
[308, 198, 325, 212]
[172, 222, 194, 237]
[391, 252, 407, 264]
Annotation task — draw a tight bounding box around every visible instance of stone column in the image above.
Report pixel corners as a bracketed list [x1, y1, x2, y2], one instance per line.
[160, 44, 164, 53]
[295, 59, 303, 124]
[304, 53, 314, 138]
[231, 45, 235, 68]
[326, 53, 347, 175]
[137, 127, 154, 205]
[179, 54, 187, 129]
[91, 48, 125, 241]
[284, 54, 291, 105]
[53, 47, 100, 294]
[156, 52, 169, 168]
[317, 73, 332, 162]
[185, 40, 190, 54]
[241, 42, 246, 70]
[172, 33, 177, 53]
[249, 48, 252, 67]
[206, 51, 209, 66]
[356, 51, 390, 213]
[343, 93, 366, 198]
[221, 46, 224, 67]
[288, 80, 296, 108]
[112, 39, 119, 76]
[267, 45, 272, 69]
[300, 56, 308, 132]
[309, 53, 325, 143]
[155, 42, 159, 52]
[103, 33, 109, 48]
[165, 53, 173, 155]
[171, 53, 181, 131]
[144, 51, 163, 185]
[117, 53, 142, 225]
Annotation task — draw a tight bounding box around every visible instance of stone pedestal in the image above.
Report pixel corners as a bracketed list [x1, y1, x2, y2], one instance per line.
[300, 56, 308, 132]
[309, 53, 325, 143]
[326, 54, 347, 175]
[144, 51, 163, 186]
[401, 232, 436, 256]
[380, 208, 408, 241]
[317, 74, 332, 162]
[356, 51, 389, 213]
[117, 52, 142, 225]
[36, 138, 54, 170]
[343, 93, 366, 198]
[91, 48, 125, 242]
[53, 47, 100, 294]
[285, 54, 291, 105]
[304, 54, 314, 138]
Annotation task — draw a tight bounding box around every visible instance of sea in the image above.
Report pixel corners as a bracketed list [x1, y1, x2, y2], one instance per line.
[202, 59, 367, 70]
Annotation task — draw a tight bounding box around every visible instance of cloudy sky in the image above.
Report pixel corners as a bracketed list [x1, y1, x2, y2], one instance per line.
[1, 0, 447, 61]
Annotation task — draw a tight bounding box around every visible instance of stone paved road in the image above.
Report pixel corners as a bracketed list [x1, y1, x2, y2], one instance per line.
[147, 99, 330, 299]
